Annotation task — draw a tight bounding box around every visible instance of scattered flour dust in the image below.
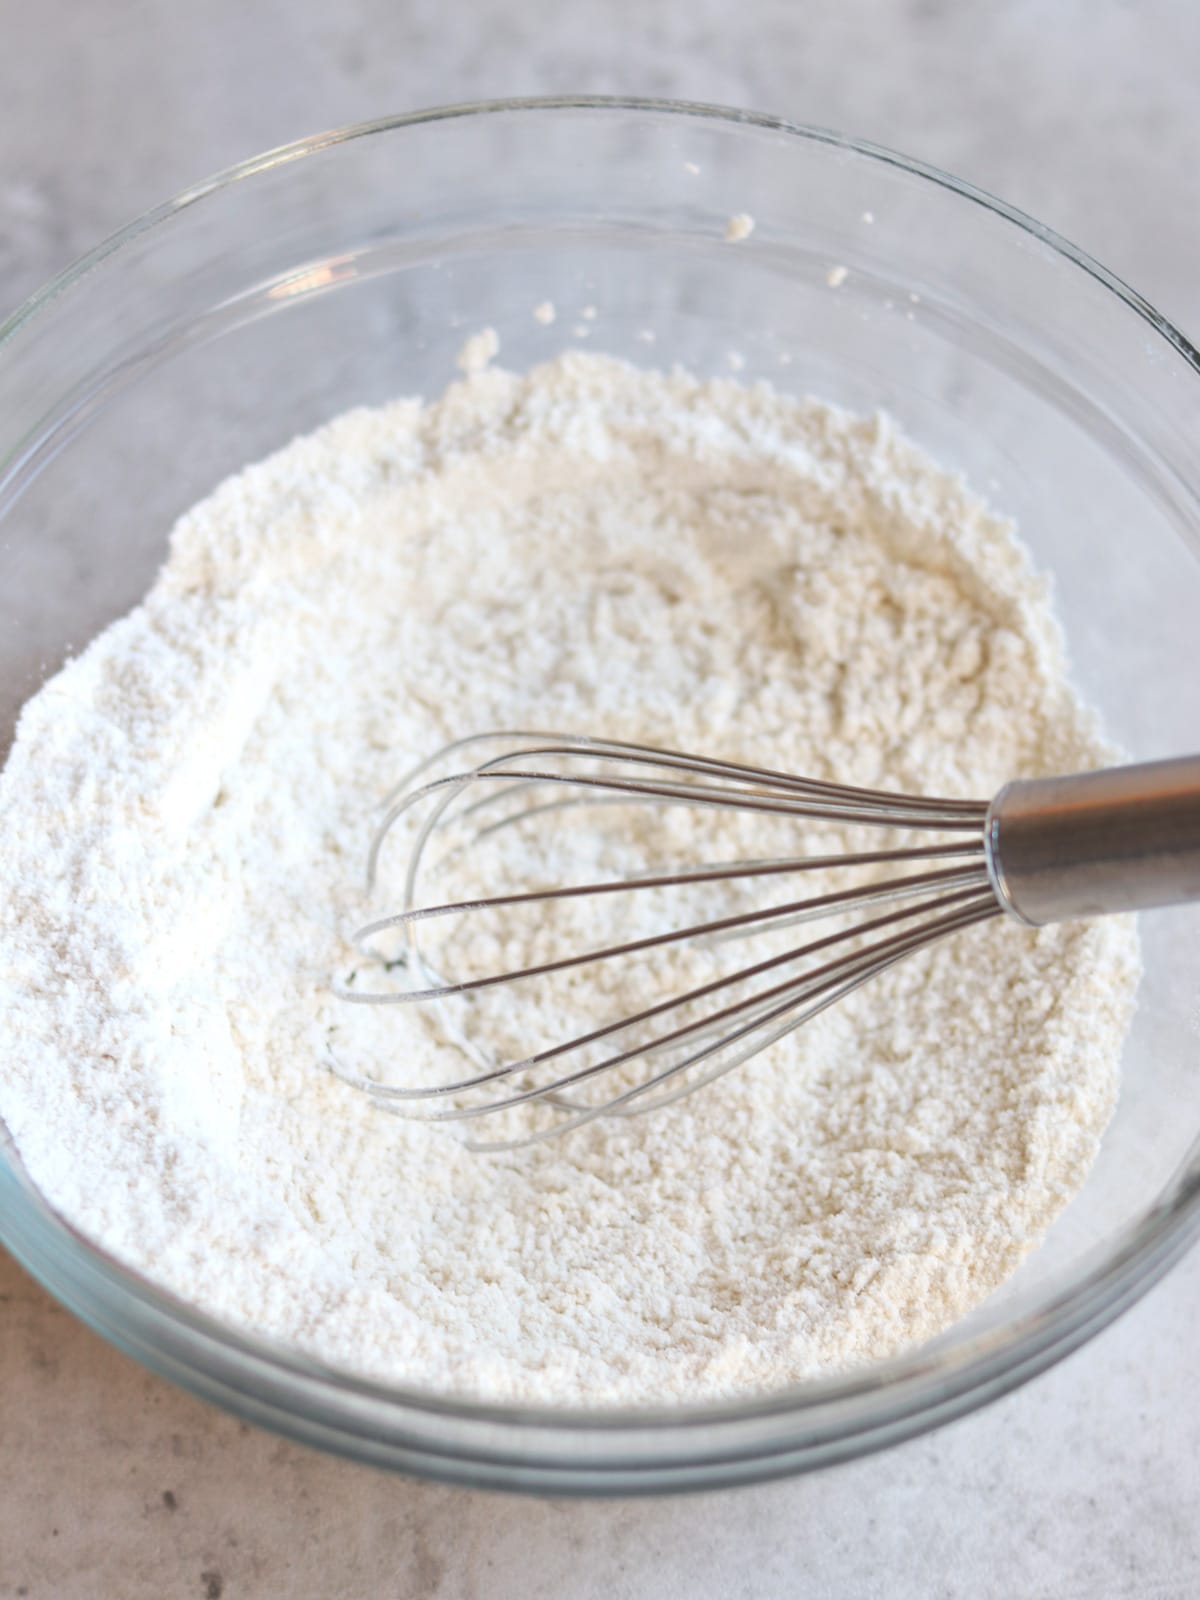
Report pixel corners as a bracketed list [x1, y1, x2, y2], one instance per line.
[0, 349, 1139, 1406]
[455, 325, 499, 374]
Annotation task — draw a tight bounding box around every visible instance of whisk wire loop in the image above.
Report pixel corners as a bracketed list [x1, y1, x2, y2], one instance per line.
[333, 733, 1006, 1147]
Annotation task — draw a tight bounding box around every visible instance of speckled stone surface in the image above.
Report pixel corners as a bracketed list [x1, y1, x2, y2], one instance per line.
[2, 3, 1199, 1595]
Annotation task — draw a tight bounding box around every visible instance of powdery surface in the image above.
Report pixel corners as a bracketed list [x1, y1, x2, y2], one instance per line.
[0, 355, 1139, 1405]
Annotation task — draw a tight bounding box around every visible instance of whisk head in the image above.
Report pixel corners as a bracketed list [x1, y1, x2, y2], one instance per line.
[332, 733, 1003, 1150]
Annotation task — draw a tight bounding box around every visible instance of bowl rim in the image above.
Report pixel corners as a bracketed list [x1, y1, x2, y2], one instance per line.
[4, 94, 1199, 374]
[2, 93, 1199, 1491]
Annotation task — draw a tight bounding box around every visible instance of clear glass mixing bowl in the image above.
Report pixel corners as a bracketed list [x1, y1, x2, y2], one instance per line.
[2, 98, 1198, 1495]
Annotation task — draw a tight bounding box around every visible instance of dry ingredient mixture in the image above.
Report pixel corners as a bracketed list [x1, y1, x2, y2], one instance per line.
[0, 350, 1139, 1404]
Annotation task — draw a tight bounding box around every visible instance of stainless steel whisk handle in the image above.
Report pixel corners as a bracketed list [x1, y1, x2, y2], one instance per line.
[985, 755, 1200, 926]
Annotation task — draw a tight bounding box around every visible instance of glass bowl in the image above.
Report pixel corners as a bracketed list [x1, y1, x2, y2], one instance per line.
[2, 98, 1198, 1495]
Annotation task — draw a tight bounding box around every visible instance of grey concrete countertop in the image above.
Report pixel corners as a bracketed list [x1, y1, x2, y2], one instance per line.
[2, 3, 1199, 1595]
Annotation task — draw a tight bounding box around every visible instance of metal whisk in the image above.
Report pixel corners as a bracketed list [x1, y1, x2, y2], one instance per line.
[333, 734, 1200, 1150]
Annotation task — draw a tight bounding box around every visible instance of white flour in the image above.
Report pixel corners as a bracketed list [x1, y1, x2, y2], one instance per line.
[0, 352, 1139, 1405]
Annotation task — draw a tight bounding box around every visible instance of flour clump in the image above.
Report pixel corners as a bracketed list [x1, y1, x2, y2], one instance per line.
[0, 354, 1139, 1404]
